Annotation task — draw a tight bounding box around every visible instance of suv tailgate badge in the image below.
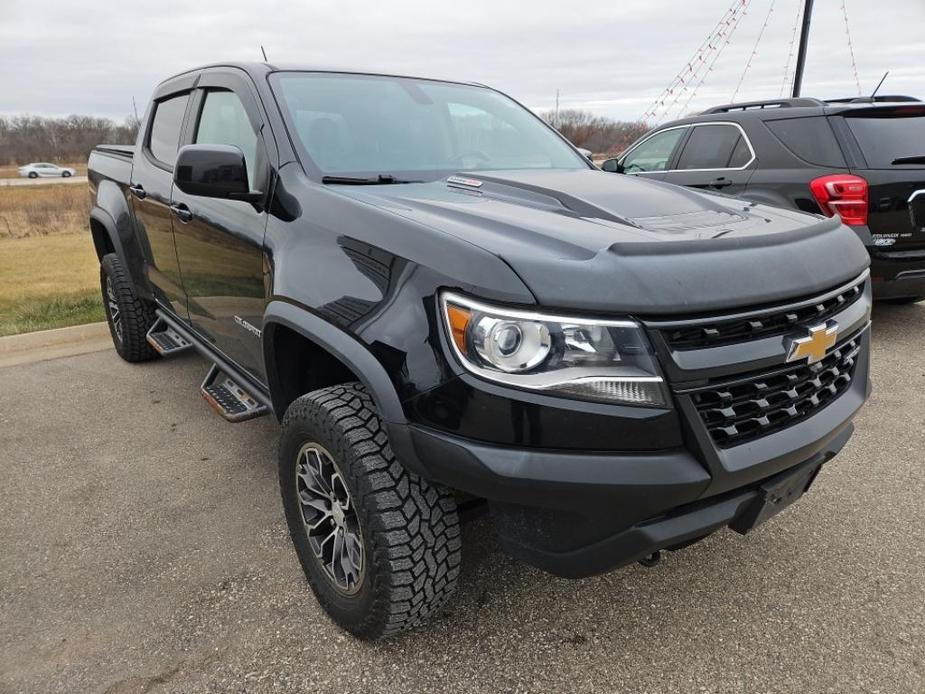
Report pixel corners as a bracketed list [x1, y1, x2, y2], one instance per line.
[785, 321, 839, 364]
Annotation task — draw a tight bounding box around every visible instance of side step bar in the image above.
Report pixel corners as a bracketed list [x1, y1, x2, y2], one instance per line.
[152, 309, 273, 423]
[200, 364, 269, 422]
[146, 317, 193, 356]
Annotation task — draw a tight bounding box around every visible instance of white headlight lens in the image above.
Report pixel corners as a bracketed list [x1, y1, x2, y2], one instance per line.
[472, 317, 551, 372]
[440, 292, 667, 407]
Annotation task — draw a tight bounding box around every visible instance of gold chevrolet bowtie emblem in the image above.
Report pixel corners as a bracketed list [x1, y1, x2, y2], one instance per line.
[786, 321, 839, 364]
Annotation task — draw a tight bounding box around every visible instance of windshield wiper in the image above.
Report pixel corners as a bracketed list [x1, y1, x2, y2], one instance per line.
[321, 174, 419, 185]
[891, 155, 925, 165]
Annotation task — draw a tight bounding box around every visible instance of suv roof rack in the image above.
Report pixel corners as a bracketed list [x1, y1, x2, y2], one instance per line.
[700, 98, 826, 115]
[825, 95, 921, 104]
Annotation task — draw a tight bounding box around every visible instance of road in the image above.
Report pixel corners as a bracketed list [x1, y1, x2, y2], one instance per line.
[0, 175, 88, 187]
[1, 305, 923, 693]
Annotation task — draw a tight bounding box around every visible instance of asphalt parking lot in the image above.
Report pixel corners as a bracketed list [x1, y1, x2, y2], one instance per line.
[1, 305, 923, 694]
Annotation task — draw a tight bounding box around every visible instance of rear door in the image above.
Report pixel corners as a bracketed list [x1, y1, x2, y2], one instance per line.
[663, 122, 755, 194]
[170, 69, 272, 380]
[129, 88, 194, 317]
[836, 105, 925, 251]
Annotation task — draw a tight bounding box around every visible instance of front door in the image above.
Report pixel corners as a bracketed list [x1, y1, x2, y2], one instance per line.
[128, 91, 191, 317]
[170, 72, 272, 380]
[663, 123, 755, 195]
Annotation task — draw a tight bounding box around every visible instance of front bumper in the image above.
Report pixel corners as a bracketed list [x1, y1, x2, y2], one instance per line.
[402, 360, 862, 578]
[392, 282, 872, 579]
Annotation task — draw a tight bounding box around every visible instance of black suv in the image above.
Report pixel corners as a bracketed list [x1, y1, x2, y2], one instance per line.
[603, 96, 925, 302]
[88, 64, 871, 640]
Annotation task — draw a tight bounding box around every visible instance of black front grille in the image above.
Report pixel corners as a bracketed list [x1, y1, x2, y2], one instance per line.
[690, 334, 862, 448]
[664, 279, 864, 350]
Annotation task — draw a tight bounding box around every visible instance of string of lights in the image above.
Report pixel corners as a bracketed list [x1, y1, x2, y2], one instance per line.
[674, 0, 751, 119]
[731, 0, 776, 103]
[641, 0, 748, 122]
[840, 0, 862, 95]
[779, 0, 804, 97]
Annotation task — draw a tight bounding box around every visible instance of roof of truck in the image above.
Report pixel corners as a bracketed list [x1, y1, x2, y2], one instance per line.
[157, 61, 486, 89]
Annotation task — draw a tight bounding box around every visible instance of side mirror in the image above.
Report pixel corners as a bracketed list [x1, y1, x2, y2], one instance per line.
[174, 144, 262, 202]
[601, 158, 624, 173]
[577, 147, 594, 161]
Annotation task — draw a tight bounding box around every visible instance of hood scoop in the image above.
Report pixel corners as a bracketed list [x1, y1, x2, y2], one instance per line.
[447, 172, 643, 228]
[628, 208, 748, 234]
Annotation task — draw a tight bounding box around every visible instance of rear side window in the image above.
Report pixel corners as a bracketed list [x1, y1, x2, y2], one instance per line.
[676, 124, 751, 170]
[148, 93, 189, 166]
[765, 116, 845, 167]
[843, 110, 925, 169]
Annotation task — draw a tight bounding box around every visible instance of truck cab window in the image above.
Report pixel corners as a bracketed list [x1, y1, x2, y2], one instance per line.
[148, 93, 189, 167]
[195, 90, 260, 189]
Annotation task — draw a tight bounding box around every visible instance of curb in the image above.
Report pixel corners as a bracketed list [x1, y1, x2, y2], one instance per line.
[0, 322, 112, 368]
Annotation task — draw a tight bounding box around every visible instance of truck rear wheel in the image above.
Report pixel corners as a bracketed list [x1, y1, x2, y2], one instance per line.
[279, 383, 461, 640]
[100, 253, 158, 362]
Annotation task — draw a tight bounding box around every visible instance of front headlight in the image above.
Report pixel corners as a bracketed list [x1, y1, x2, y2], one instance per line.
[440, 291, 668, 406]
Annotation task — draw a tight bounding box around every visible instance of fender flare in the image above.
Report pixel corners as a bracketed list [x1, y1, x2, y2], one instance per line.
[262, 300, 425, 473]
[262, 300, 407, 426]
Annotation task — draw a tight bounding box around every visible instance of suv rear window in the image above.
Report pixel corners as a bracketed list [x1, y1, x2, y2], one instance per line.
[843, 108, 925, 169]
[765, 116, 845, 167]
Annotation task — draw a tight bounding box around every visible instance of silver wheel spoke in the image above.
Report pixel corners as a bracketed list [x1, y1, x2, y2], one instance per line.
[295, 443, 366, 594]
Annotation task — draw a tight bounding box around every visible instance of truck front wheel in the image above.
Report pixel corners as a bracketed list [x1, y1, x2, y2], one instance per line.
[100, 253, 158, 362]
[278, 383, 461, 640]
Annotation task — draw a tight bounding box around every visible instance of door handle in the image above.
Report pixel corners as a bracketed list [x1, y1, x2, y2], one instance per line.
[128, 184, 146, 199]
[709, 177, 733, 189]
[169, 203, 193, 223]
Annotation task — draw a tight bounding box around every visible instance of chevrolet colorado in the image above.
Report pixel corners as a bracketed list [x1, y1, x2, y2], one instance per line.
[88, 63, 871, 640]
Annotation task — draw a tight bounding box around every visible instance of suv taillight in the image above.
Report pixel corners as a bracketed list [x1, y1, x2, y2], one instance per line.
[809, 174, 869, 226]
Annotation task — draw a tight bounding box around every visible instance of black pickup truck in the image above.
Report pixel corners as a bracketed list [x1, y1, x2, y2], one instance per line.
[88, 62, 871, 640]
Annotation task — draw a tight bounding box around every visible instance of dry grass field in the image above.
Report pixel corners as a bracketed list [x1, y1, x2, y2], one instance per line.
[0, 183, 103, 335]
[0, 183, 90, 238]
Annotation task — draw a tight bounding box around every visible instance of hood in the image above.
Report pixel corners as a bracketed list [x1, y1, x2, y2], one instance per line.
[335, 169, 870, 315]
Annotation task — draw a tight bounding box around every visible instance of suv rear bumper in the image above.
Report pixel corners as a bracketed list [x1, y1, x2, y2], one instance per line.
[399, 346, 866, 578]
[869, 251, 925, 300]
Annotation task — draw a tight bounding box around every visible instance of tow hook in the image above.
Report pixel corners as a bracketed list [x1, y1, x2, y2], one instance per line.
[638, 550, 662, 568]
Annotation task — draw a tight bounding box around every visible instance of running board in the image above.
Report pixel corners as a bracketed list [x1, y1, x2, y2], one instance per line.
[200, 364, 269, 422]
[146, 317, 193, 356]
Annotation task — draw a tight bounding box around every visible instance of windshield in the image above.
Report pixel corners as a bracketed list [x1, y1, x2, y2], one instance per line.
[843, 108, 925, 169]
[270, 72, 588, 179]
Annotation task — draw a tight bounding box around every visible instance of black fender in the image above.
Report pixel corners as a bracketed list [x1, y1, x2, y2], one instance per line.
[262, 299, 425, 475]
[89, 179, 152, 297]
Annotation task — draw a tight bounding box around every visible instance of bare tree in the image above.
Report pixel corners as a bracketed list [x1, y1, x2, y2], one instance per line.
[0, 115, 140, 165]
[539, 109, 649, 157]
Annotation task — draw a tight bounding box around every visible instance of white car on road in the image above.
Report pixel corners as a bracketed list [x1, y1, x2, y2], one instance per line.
[18, 162, 76, 179]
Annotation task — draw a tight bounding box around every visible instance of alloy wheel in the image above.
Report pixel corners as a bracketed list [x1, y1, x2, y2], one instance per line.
[295, 443, 365, 594]
[106, 276, 123, 343]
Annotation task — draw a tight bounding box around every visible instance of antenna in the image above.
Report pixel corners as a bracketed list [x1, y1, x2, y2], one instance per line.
[871, 71, 889, 99]
[261, 45, 268, 62]
[132, 96, 139, 122]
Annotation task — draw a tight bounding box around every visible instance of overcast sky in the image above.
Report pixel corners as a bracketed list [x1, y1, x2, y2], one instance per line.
[2, 0, 923, 124]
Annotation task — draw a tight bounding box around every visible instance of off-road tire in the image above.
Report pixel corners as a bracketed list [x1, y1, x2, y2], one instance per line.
[100, 253, 158, 362]
[279, 383, 462, 640]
